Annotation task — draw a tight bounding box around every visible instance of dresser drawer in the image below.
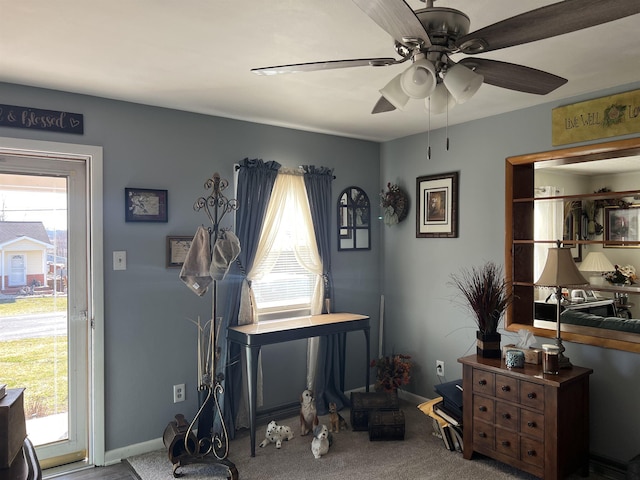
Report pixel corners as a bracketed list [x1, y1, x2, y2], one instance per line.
[495, 427, 519, 459]
[495, 401, 519, 430]
[495, 374, 518, 402]
[520, 436, 544, 468]
[473, 419, 494, 450]
[520, 409, 544, 440]
[473, 369, 495, 396]
[519, 381, 544, 410]
[473, 395, 494, 423]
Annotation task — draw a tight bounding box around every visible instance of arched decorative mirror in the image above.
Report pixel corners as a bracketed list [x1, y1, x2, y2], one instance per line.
[506, 137, 640, 353]
[337, 186, 370, 251]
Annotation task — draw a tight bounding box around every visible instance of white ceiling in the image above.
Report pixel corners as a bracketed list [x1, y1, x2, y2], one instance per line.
[1, 1, 639, 142]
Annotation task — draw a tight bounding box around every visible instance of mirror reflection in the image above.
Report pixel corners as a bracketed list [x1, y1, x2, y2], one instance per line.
[533, 155, 640, 335]
[337, 186, 370, 251]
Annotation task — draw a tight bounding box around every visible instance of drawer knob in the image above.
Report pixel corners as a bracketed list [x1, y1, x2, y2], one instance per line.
[479, 432, 487, 438]
[502, 413, 511, 420]
[527, 421, 536, 428]
[527, 450, 537, 457]
[501, 385, 510, 392]
[501, 440, 510, 447]
[478, 379, 487, 386]
[479, 406, 487, 412]
[527, 392, 536, 399]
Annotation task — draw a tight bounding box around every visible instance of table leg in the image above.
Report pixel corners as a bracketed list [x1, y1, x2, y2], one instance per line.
[245, 344, 260, 457]
[364, 327, 370, 392]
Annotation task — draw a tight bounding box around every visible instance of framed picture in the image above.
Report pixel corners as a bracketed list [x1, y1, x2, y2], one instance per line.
[166, 236, 193, 268]
[604, 205, 640, 248]
[416, 171, 459, 238]
[125, 188, 168, 222]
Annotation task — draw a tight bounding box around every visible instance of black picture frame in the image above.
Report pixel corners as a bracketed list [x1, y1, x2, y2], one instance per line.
[125, 188, 168, 222]
[166, 236, 193, 268]
[416, 172, 459, 238]
[604, 205, 640, 248]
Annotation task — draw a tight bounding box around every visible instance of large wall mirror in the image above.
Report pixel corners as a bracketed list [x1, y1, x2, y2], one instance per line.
[337, 186, 370, 251]
[506, 137, 640, 353]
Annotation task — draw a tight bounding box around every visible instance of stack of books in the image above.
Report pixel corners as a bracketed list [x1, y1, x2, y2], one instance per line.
[417, 379, 464, 452]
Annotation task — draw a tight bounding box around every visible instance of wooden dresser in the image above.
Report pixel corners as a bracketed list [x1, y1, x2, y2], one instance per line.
[458, 355, 592, 479]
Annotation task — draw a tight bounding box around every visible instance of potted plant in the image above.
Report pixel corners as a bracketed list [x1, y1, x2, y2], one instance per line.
[450, 262, 512, 358]
[370, 354, 412, 393]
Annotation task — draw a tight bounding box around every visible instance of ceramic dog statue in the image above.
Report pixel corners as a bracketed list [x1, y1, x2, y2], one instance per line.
[259, 420, 294, 449]
[311, 424, 333, 459]
[299, 389, 319, 436]
[328, 402, 349, 432]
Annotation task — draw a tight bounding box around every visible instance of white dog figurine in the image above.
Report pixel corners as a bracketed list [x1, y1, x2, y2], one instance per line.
[299, 389, 319, 436]
[311, 424, 332, 459]
[259, 420, 294, 449]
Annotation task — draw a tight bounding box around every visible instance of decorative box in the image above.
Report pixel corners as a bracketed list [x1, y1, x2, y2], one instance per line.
[350, 391, 399, 431]
[0, 388, 27, 468]
[501, 344, 542, 365]
[368, 409, 405, 441]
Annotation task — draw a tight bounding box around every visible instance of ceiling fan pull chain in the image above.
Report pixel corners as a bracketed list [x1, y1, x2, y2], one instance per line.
[427, 99, 431, 160]
[446, 99, 450, 151]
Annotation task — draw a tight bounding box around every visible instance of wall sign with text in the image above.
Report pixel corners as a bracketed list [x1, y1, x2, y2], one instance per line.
[0, 104, 84, 134]
[552, 89, 640, 146]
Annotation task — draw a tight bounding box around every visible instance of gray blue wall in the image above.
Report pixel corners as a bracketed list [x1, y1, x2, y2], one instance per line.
[2, 78, 640, 465]
[0, 82, 382, 452]
[380, 80, 640, 464]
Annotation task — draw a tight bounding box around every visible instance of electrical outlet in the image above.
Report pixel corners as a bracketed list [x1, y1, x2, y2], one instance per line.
[173, 383, 185, 403]
[436, 360, 445, 377]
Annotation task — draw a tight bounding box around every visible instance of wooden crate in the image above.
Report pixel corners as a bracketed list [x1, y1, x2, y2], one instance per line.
[0, 388, 27, 468]
[368, 410, 405, 441]
[350, 391, 399, 431]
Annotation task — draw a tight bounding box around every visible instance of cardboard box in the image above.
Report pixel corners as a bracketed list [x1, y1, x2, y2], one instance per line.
[0, 388, 27, 468]
[502, 344, 542, 365]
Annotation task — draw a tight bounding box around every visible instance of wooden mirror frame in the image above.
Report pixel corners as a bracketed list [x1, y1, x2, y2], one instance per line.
[337, 186, 371, 251]
[505, 137, 640, 353]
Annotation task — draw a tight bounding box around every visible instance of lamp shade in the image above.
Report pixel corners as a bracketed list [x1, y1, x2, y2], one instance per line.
[400, 56, 436, 99]
[535, 247, 589, 287]
[379, 73, 410, 110]
[426, 83, 456, 114]
[579, 251, 615, 272]
[443, 63, 483, 104]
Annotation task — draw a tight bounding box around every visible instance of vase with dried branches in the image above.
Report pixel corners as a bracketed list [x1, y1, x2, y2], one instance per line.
[450, 262, 513, 358]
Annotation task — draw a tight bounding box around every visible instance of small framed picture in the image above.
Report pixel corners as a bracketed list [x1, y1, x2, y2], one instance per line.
[416, 171, 459, 238]
[125, 188, 168, 222]
[604, 205, 640, 248]
[166, 236, 193, 268]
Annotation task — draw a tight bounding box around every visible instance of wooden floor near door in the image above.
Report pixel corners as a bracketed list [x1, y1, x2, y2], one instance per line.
[45, 462, 138, 480]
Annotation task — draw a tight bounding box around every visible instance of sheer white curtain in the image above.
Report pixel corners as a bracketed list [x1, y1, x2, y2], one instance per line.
[534, 186, 564, 299]
[236, 169, 324, 421]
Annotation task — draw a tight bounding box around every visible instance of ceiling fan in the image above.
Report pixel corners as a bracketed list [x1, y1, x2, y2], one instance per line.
[252, 0, 640, 115]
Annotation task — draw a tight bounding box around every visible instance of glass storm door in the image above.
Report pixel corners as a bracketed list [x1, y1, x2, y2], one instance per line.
[0, 155, 90, 469]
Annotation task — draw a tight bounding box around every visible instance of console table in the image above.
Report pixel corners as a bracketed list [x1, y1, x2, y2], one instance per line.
[458, 354, 592, 480]
[227, 312, 370, 457]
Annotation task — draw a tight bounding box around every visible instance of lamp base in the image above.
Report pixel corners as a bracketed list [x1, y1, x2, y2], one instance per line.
[556, 338, 572, 369]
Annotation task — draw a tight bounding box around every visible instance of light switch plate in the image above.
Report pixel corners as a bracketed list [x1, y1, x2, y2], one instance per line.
[113, 251, 127, 270]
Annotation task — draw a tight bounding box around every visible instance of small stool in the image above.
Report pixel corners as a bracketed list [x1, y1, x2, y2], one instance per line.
[627, 453, 640, 480]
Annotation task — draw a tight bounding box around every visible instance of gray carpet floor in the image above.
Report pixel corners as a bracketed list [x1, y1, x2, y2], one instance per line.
[127, 399, 609, 480]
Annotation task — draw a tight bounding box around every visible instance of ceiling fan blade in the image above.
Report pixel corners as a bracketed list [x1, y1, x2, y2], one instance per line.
[351, 0, 431, 48]
[251, 57, 399, 75]
[458, 58, 567, 95]
[371, 96, 396, 114]
[456, 0, 640, 54]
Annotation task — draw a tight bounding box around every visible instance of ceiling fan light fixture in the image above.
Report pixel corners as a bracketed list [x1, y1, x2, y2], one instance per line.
[443, 63, 483, 104]
[379, 73, 410, 110]
[426, 83, 456, 114]
[400, 57, 437, 99]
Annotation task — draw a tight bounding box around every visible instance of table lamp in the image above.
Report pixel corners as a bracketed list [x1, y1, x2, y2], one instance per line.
[535, 242, 589, 369]
[579, 251, 615, 286]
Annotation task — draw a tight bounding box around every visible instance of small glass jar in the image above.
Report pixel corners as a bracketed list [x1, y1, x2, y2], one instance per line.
[542, 344, 560, 374]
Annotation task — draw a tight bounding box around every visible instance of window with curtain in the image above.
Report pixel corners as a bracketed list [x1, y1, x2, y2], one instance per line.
[250, 170, 323, 320]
